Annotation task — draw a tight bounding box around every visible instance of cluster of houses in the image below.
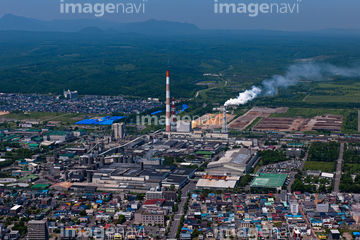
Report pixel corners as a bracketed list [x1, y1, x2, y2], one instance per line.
[296, 192, 360, 239]
[0, 186, 179, 239]
[177, 191, 360, 240]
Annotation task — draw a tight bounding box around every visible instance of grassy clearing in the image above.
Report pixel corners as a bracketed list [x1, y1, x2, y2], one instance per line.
[306, 109, 346, 118]
[270, 108, 311, 118]
[273, 222, 283, 228]
[232, 107, 250, 117]
[5, 112, 60, 120]
[317, 82, 360, 90]
[303, 161, 336, 172]
[3, 112, 104, 125]
[305, 82, 360, 103]
[270, 108, 346, 118]
[245, 117, 263, 131]
[196, 80, 217, 84]
[342, 163, 360, 174]
[306, 95, 359, 103]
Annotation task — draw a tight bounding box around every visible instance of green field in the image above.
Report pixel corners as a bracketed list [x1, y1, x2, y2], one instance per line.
[270, 108, 345, 118]
[305, 95, 359, 103]
[342, 163, 360, 174]
[4, 112, 61, 120]
[3, 112, 103, 125]
[317, 82, 360, 92]
[302, 82, 360, 103]
[303, 161, 336, 172]
[245, 117, 263, 131]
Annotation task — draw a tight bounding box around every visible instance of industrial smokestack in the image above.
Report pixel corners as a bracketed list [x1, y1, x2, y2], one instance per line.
[222, 107, 228, 133]
[166, 70, 171, 132]
[171, 97, 177, 132]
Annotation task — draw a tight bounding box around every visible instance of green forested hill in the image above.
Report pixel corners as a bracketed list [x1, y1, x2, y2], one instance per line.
[0, 30, 360, 101]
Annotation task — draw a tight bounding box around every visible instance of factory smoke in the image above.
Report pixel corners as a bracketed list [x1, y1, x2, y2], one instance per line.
[224, 62, 360, 107]
[224, 86, 261, 107]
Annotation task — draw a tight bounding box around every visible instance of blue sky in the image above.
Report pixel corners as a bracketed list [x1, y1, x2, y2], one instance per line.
[0, 0, 359, 30]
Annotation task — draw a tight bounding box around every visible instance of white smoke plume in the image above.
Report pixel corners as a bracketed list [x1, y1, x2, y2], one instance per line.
[224, 62, 360, 106]
[224, 86, 262, 107]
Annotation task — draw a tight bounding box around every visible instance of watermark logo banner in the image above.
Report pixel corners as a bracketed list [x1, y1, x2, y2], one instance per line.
[60, 0, 147, 17]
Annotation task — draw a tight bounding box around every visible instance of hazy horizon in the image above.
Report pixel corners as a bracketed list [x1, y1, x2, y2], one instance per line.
[0, 0, 359, 31]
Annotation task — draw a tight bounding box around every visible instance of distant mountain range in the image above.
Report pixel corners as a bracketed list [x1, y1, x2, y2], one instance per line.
[0, 14, 360, 36]
[0, 14, 200, 35]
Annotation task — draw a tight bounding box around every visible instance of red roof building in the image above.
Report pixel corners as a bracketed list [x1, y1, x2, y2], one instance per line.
[143, 199, 165, 206]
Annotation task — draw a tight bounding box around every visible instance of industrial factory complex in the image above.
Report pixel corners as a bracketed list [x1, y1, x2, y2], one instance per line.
[0, 71, 348, 194]
[0, 71, 264, 194]
[1, 70, 360, 240]
[41, 71, 281, 194]
[43, 133, 259, 193]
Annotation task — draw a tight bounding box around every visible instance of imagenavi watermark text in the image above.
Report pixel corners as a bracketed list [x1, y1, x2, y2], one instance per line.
[61, 225, 281, 239]
[214, 0, 301, 17]
[60, 0, 147, 17]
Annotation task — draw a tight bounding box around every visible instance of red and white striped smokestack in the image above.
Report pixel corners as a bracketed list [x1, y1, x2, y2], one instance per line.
[166, 70, 171, 132]
[171, 97, 177, 132]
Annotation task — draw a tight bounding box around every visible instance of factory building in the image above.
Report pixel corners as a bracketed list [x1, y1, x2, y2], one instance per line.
[196, 175, 240, 189]
[161, 174, 188, 190]
[63, 90, 78, 99]
[88, 163, 193, 192]
[43, 131, 73, 142]
[112, 122, 125, 139]
[146, 190, 164, 200]
[151, 140, 179, 150]
[206, 148, 258, 176]
[91, 163, 165, 187]
[176, 121, 192, 133]
[236, 139, 258, 147]
[286, 148, 302, 158]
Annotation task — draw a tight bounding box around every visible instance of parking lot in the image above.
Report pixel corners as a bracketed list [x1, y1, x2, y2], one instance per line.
[259, 160, 302, 174]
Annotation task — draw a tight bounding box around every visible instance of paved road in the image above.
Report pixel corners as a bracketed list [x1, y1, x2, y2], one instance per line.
[231, 194, 240, 231]
[194, 78, 227, 98]
[79, 213, 98, 240]
[334, 142, 344, 193]
[168, 181, 196, 239]
[195, 86, 217, 98]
